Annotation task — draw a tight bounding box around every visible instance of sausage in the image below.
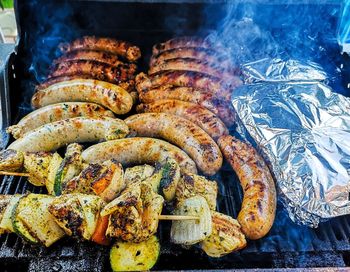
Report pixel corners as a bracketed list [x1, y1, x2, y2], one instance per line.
[135, 71, 241, 100]
[48, 60, 136, 84]
[8, 117, 129, 152]
[81, 137, 197, 174]
[136, 99, 228, 140]
[32, 79, 133, 115]
[59, 36, 141, 61]
[150, 47, 230, 67]
[125, 113, 222, 176]
[137, 86, 235, 126]
[7, 102, 115, 139]
[148, 58, 237, 82]
[217, 135, 276, 240]
[152, 36, 222, 56]
[54, 50, 124, 67]
[37, 75, 135, 93]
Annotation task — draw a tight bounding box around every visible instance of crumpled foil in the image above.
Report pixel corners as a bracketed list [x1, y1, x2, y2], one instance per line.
[232, 59, 350, 227]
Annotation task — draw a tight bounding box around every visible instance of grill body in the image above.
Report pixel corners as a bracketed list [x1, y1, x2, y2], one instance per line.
[0, 0, 349, 271]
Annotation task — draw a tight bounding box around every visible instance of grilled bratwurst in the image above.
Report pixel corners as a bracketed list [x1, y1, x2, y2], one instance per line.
[32, 79, 133, 115]
[54, 50, 127, 67]
[125, 113, 222, 176]
[8, 117, 129, 152]
[59, 36, 141, 62]
[217, 135, 276, 240]
[49, 60, 136, 84]
[82, 137, 197, 174]
[137, 99, 228, 140]
[7, 102, 114, 139]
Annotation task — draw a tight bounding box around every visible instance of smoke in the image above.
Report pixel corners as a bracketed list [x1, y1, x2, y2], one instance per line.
[205, 1, 343, 88]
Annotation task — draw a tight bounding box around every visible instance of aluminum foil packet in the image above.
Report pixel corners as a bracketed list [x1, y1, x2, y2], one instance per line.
[233, 59, 350, 227]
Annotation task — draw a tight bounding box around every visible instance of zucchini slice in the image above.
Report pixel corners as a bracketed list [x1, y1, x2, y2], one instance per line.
[159, 159, 180, 202]
[46, 153, 63, 195]
[54, 144, 83, 195]
[0, 195, 17, 235]
[110, 235, 160, 272]
[0, 195, 21, 233]
[12, 195, 40, 244]
[16, 194, 65, 247]
[170, 195, 212, 245]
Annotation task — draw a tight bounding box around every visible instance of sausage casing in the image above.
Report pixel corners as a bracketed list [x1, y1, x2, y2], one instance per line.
[81, 137, 197, 174]
[8, 117, 129, 152]
[125, 113, 222, 176]
[137, 86, 235, 127]
[54, 50, 123, 67]
[59, 36, 141, 61]
[136, 99, 228, 140]
[49, 60, 136, 84]
[7, 102, 114, 139]
[217, 135, 276, 240]
[152, 36, 221, 56]
[32, 79, 133, 115]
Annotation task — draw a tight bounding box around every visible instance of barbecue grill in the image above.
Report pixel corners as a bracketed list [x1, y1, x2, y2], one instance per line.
[0, 0, 350, 271]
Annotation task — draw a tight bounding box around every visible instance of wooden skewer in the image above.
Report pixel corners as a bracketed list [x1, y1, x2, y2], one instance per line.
[0, 171, 30, 177]
[158, 215, 199, 221]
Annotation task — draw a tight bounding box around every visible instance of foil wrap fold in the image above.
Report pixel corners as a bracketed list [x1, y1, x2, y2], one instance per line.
[233, 59, 350, 227]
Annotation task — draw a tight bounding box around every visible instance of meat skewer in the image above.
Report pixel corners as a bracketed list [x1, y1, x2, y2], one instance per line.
[59, 36, 141, 62]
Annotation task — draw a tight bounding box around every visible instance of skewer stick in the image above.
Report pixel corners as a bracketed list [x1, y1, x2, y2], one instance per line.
[158, 215, 199, 221]
[0, 171, 30, 177]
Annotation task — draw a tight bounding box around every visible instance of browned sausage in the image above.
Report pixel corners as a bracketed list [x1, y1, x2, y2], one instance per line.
[49, 60, 136, 84]
[136, 99, 228, 140]
[217, 135, 276, 240]
[135, 71, 241, 100]
[150, 47, 229, 67]
[54, 50, 123, 67]
[125, 113, 223, 176]
[59, 36, 141, 61]
[148, 58, 237, 83]
[137, 86, 235, 126]
[37, 75, 135, 93]
[152, 36, 222, 56]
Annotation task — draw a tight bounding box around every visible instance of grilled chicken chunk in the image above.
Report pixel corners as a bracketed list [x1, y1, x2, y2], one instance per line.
[23, 151, 55, 186]
[48, 193, 105, 240]
[0, 149, 23, 171]
[176, 173, 218, 211]
[200, 211, 247, 257]
[124, 164, 155, 186]
[102, 182, 164, 242]
[63, 159, 125, 202]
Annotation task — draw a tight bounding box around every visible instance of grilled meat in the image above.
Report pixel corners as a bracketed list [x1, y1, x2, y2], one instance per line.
[82, 137, 198, 175]
[32, 79, 134, 115]
[8, 117, 129, 152]
[218, 135, 277, 240]
[54, 50, 123, 67]
[137, 99, 229, 140]
[102, 182, 164, 242]
[125, 113, 223, 176]
[59, 36, 141, 62]
[48, 60, 136, 84]
[7, 102, 114, 139]
[175, 173, 218, 211]
[152, 36, 221, 56]
[124, 165, 155, 186]
[148, 58, 237, 83]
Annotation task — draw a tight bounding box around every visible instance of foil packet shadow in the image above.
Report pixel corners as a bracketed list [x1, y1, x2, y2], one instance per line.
[233, 58, 350, 227]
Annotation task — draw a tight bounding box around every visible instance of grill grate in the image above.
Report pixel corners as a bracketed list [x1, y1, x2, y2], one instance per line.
[1, 167, 350, 271]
